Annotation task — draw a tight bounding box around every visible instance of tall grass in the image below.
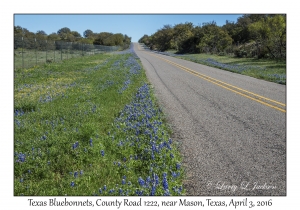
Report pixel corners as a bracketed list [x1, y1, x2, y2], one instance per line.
[14, 51, 184, 196]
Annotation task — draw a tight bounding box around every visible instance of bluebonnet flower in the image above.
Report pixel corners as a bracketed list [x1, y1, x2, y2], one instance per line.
[70, 181, 75, 187]
[99, 188, 102, 194]
[164, 189, 170, 196]
[72, 141, 79, 150]
[16, 153, 26, 163]
[122, 179, 126, 185]
[80, 170, 84, 176]
[146, 176, 151, 187]
[100, 150, 105, 157]
[135, 189, 143, 196]
[15, 109, 25, 116]
[178, 186, 183, 194]
[74, 171, 78, 178]
[89, 138, 93, 147]
[162, 173, 168, 191]
[150, 185, 156, 196]
[176, 163, 181, 170]
[103, 185, 107, 190]
[15, 119, 21, 127]
[138, 177, 145, 187]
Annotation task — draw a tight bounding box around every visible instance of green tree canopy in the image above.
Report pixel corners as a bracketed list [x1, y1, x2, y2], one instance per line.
[83, 29, 94, 38]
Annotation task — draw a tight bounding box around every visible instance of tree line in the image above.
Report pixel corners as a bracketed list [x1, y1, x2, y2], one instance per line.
[138, 14, 286, 59]
[14, 26, 132, 50]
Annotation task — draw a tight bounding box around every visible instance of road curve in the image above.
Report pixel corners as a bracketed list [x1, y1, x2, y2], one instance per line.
[133, 42, 286, 196]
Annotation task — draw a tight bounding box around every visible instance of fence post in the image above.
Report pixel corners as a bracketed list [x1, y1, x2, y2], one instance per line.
[61, 41, 62, 61]
[71, 42, 72, 58]
[35, 38, 37, 66]
[22, 37, 24, 69]
[46, 40, 48, 62]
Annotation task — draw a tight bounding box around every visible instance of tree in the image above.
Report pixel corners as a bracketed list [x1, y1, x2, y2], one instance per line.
[83, 29, 93, 38]
[71, 31, 82, 39]
[198, 22, 232, 53]
[36, 30, 47, 36]
[151, 25, 174, 51]
[93, 32, 113, 45]
[138, 34, 149, 44]
[173, 22, 194, 52]
[249, 15, 286, 59]
[57, 27, 71, 35]
[47, 33, 60, 41]
[57, 27, 71, 40]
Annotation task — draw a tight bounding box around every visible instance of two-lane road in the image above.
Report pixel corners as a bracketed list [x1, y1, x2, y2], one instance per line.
[133, 43, 286, 196]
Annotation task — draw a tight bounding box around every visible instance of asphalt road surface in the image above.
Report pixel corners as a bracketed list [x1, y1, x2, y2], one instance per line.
[133, 43, 286, 196]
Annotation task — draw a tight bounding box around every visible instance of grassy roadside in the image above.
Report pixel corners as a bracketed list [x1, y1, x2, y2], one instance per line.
[14, 52, 184, 196]
[163, 51, 286, 85]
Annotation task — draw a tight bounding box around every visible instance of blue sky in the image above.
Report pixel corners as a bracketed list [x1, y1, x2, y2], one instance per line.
[14, 14, 243, 42]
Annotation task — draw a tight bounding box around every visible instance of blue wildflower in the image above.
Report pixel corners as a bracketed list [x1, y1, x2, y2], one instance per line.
[150, 185, 156, 196]
[74, 171, 78, 178]
[70, 181, 75, 187]
[176, 163, 181, 170]
[162, 173, 168, 191]
[164, 189, 170, 196]
[16, 153, 26, 163]
[138, 177, 145, 187]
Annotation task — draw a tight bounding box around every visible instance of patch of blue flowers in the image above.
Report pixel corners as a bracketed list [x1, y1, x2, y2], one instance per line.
[267, 73, 286, 84]
[99, 84, 184, 196]
[14, 109, 25, 117]
[15, 152, 26, 163]
[204, 58, 266, 73]
[118, 54, 142, 94]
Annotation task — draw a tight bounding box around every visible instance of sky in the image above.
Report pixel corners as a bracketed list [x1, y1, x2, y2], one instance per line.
[14, 14, 243, 42]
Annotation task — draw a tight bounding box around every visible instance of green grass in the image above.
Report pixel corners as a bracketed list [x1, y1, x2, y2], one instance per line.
[166, 51, 286, 84]
[14, 49, 105, 70]
[14, 52, 184, 196]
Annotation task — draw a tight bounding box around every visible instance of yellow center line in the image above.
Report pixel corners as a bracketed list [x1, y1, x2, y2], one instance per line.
[144, 50, 286, 113]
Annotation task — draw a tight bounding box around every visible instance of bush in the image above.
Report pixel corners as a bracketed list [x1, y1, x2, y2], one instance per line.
[234, 49, 247, 58]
